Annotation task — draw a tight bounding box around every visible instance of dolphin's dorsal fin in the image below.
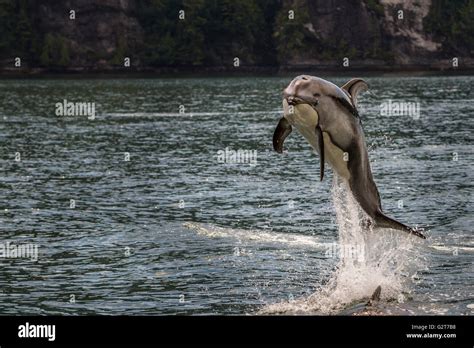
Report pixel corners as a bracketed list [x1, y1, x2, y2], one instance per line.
[371, 285, 381, 302]
[341, 78, 368, 108]
[367, 285, 381, 306]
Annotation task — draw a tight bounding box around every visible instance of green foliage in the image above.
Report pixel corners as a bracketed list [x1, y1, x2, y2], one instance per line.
[0, 0, 473, 69]
[136, 0, 277, 67]
[274, 2, 310, 62]
[365, 0, 384, 16]
[40, 34, 70, 67]
[40, 33, 54, 66]
[424, 0, 474, 54]
[272, 1, 384, 62]
[111, 36, 127, 66]
[58, 37, 70, 66]
[0, 0, 46, 65]
[366, 15, 383, 58]
[0, 0, 16, 55]
[16, 0, 32, 56]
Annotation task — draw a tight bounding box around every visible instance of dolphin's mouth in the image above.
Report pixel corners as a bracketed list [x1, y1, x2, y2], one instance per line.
[285, 95, 319, 108]
[286, 96, 305, 106]
[282, 98, 319, 125]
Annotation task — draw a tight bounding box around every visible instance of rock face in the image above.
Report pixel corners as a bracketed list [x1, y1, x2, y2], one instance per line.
[33, 0, 143, 69]
[282, 0, 460, 69]
[2, 0, 472, 72]
[380, 0, 441, 63]
[305, 0, 385, 58]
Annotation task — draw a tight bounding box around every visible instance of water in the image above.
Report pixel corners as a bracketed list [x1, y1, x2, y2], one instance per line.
[0, 76, 472, 315]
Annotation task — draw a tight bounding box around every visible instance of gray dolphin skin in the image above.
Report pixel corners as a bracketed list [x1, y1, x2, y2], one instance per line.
[273, 75, 426, 239]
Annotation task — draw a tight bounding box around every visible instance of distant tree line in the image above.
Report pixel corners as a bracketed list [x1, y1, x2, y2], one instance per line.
[135, 0, 280, 67]
[0, 0, 473, 69]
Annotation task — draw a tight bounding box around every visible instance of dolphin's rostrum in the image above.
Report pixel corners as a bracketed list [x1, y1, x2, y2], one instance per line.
[273, 75, 426, 239]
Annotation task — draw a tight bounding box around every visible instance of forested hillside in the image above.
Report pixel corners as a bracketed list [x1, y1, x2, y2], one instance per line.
[0, 0, 473, 72]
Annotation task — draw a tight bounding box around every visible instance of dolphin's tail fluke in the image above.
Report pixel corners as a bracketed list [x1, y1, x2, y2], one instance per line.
[374, 211, 426, 239]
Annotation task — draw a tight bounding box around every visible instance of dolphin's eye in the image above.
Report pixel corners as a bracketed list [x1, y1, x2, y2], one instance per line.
[313, 93, 320, 97]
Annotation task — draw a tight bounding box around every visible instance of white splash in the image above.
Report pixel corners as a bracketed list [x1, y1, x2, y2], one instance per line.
[261, 175, 426, 314]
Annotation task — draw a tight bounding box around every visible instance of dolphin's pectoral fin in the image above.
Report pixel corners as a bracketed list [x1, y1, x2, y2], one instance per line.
[273, 117, 292, 153]
[315, 126, 325, 181]
[374, 211, 426, 239]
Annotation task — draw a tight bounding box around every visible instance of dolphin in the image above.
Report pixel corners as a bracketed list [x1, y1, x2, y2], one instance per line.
[273, 75, 425, 239]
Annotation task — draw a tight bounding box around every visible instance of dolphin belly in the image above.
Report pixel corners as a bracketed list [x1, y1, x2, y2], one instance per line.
[284, 102, 319, 130]
[284, 101, 350, 180]
[285, 102, 321, 152]
[322, 133, 350, 180]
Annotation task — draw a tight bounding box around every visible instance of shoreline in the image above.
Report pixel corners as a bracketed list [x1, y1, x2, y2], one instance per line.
[1, 65, 473, 79]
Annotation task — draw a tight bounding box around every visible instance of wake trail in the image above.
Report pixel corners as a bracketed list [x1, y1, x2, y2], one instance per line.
[183, 222, 323, 249]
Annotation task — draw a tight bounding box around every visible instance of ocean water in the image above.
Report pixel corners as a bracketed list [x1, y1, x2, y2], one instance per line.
[0, 76, 472, 315]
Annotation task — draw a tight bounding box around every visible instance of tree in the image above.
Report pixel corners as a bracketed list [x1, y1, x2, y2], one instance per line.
[424, 0, 474, 55]
[0, 0, 16, 57]
[16, 0, 33, 58]
[58, 36, 70, 66]
[40, 33, 54, 66]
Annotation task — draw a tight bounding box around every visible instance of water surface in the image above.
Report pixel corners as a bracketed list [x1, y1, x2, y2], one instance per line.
[0, 76, 472, 315]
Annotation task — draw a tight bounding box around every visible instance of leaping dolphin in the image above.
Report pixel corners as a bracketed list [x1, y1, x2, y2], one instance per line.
[273, 75, 425, 239]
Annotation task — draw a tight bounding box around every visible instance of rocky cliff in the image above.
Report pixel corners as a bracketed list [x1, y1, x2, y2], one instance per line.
[280, 0, 473, 69]
[34, 0, 144, 69]
[0, 0, 472, 73]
